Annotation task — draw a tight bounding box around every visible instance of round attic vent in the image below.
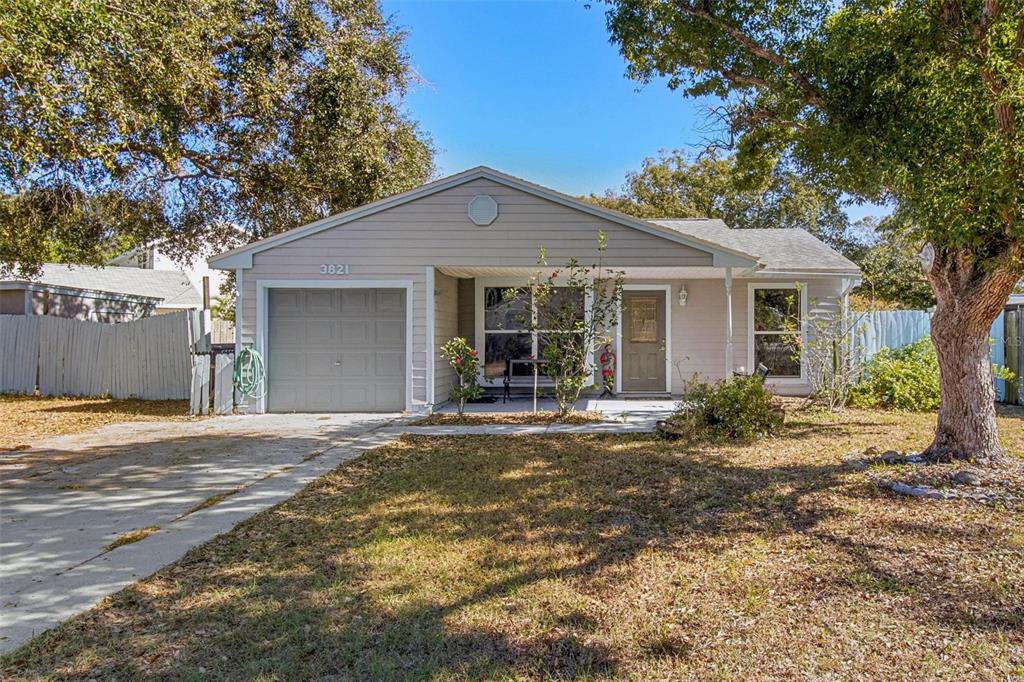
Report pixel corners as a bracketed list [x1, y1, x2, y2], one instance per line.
[468, 194, 498, 226]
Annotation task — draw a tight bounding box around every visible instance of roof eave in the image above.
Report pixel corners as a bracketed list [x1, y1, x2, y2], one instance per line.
[747, 267, 863, 278]
[208, 167, 760, 270]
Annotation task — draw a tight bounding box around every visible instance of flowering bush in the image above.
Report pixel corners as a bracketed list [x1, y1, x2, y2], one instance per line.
[440, 337, 483, 415]
[515, 231, 624, 415]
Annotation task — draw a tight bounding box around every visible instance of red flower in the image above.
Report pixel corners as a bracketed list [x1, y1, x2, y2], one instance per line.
[528, 354, 536, 360]
[551, 272, 558, 278]
[454, 356, 462, 364]
[470, 349, 478, 357]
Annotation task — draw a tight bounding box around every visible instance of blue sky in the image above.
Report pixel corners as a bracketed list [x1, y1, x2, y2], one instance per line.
[381, 0, 883, 222]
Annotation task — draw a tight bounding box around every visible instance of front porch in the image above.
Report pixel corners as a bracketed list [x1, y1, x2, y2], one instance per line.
[429, 265, 742, 408]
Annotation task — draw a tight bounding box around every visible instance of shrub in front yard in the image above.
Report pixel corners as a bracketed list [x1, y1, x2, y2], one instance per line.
[661, 375, 783, 441]
[849, 338, 941, 411]
[440, 337, 483, 415]
[849, 337, 1013, 411]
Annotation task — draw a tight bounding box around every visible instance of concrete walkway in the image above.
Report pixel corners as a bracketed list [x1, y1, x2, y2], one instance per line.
[0, 414, 406, 652]
[434, 396, 677, 421]
[0, 409, 662, 652]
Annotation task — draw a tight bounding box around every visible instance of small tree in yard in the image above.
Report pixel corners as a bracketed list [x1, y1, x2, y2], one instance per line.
[603, 0, 1024, 466]
[440, 338, 482, 416]
[515, 231, 624, 415]
[801, 295, 869, 412]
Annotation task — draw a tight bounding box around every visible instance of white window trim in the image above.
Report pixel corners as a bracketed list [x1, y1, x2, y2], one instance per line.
[747, 282, 808, 384]
[474, 277, 595, 388]
[614, 284, 673, 394]
[254, 279, 415, 414]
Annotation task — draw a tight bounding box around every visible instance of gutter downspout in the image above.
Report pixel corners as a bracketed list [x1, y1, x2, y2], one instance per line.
[725, 266, 734, 379]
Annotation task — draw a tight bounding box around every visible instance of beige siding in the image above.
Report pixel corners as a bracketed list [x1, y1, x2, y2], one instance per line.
[433, 270, 459, 405]
[622, 277, 843, 396]
[243, 179, 713, 269]
[237, 176, 848, 407]
[457, 277, 475, 340]
[239, 178, 714, 408]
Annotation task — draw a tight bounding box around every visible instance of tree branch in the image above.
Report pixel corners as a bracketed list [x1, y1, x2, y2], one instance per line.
[721, 69, 771, 89]
[673, 1, 828, 111]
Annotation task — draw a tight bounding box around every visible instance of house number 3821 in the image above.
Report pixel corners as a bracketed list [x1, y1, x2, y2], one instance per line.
[320, 264, 350, 275]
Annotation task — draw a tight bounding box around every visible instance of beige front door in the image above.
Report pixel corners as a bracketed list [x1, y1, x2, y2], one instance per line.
[621, 290, 666, 392]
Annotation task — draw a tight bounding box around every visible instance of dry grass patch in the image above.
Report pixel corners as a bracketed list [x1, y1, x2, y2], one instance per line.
[0, 395, 191, 451]
[104, 526, 160, 552]
[412, 410, 605, 426]
[2, 408, 1023, 680]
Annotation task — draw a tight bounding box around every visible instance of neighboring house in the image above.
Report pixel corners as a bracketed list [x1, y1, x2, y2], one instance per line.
[107, 241, 228, 303]
[0, 264, 201, 322]
[210, 166, 861, 414]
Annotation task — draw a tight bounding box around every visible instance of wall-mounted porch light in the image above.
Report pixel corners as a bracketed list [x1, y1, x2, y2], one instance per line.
[677, 285, 688, 307]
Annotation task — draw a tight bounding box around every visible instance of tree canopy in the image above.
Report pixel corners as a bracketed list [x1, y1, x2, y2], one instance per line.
[585, 150, 854, 250]
[847, 218, 937, 309]
[604, 0, 1022, 263]
[0, 0, 434, 277]
[603, 0, 1023, 463]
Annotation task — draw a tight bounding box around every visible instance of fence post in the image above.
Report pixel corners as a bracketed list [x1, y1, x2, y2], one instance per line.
[190, 354, 211, 415]
[213, 353, 234, 415]
[1006, 309, 1020, 406]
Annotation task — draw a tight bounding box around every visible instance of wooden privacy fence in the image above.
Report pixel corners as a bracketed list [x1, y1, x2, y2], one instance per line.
[0, 312, 194, 400]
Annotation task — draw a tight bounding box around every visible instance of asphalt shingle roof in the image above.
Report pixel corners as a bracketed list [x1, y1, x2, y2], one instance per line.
[649, 219, 861, 274]
[4, 264, 202, 307]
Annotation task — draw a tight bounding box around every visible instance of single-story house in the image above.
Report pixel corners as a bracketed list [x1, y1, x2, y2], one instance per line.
[209, 166, 862, 413]
[0, 264, 202, 322]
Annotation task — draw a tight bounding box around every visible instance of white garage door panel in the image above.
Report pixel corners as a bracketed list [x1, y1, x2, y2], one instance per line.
[268, 287, 406, 412]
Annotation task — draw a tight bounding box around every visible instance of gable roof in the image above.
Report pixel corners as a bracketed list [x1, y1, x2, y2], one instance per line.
[1, 264, 202, 308]
[651, 220, 861, 276]
[208, 166, 759, 270]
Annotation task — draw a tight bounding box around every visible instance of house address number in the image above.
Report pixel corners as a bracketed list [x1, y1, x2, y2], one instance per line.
[320, 264, 351, 275]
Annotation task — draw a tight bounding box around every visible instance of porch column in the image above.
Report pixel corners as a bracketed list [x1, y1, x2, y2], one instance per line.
[724, 266, 734, 379]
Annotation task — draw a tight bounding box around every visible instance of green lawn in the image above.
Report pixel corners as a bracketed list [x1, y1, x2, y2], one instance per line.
[3, 409, 1023, 680]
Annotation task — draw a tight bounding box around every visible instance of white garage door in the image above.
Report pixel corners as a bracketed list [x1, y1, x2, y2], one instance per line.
[267, 288, 406, 412]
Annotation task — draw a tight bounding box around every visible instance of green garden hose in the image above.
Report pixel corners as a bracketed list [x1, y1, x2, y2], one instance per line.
[233, 346, 266, 399]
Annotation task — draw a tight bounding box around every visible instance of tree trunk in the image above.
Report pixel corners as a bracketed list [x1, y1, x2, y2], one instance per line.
[922, 246, 1020, 467]
[927, 311, 1005, 465]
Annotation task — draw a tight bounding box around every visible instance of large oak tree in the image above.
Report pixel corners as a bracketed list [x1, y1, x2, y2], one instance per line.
[603, 0, 1024, 465]
[0, 0, 434, 276]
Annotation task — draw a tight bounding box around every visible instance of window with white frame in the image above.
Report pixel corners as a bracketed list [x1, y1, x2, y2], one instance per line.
[751, 286, 802, 378]
[482, 285, 585, 380]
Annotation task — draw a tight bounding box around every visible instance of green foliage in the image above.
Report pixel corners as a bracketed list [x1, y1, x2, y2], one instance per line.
[440, 337, 483, 416]
[666, 375, 783, 441]
[847, 218, 936, 309]
[849, 339, 942, 411]
[603, 0, 1023, 260]
[850, 338, 1014, 411]
[0, 0, 434, 276]
[518, 231, 625, 415]
[847, 335, 942, 409]
[586, 150, 854, 251]
[603, 0, 1024, 458]
[210, 294, 235, 323]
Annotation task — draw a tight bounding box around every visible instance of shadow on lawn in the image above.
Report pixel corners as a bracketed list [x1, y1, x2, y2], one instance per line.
[2, 427, 1020, 679]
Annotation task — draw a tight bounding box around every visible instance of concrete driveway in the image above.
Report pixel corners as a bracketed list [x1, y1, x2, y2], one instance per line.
[0, 412, 405, 652]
